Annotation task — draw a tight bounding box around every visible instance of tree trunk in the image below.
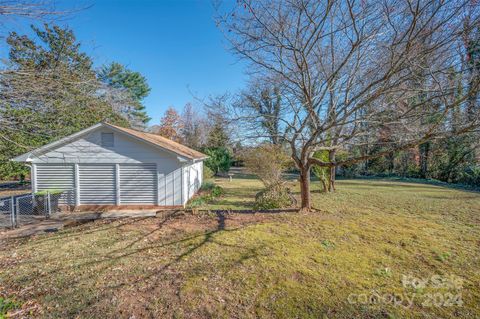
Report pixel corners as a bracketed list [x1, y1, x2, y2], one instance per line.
[363, 144, 369, 175]
[321, 179, 328, 193]
[299, 166, 311, 210]
[328, 150, 336, 192]
[419, 142, 430, 178]
[388, 152, 395, 173]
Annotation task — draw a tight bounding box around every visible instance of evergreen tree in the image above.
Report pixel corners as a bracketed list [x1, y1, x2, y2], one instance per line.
[206, 120, 230, 148]
[0, 24, 128, 179]
[98, 62, 151, 126]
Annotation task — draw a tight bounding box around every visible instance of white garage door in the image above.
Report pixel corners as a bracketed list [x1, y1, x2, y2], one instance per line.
[119, 163, 157, 204]
[36, 164, 75, 205]
[79, 164, 116, 204]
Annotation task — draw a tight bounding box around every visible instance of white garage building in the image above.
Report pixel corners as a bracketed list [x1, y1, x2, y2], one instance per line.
[12, 123, 207, 209]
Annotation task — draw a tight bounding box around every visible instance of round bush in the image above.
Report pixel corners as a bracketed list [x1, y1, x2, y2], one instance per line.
[253, 184, 294, 210]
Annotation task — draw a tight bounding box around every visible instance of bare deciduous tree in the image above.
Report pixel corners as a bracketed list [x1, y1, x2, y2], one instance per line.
[218, 0, 480, 210]
[180, 103, 209, 149]
[238, 81, 285, 145]
[0, 0, 75, 37]
[0, 0, 61, 17]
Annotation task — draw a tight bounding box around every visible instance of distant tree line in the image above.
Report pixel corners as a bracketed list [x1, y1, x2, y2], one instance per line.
[152, 97, 235, 177]
[214, 0, 480, 209]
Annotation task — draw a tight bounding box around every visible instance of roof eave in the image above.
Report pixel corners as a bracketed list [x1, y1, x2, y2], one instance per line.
[102, 123, 194, 161]
[11, 153, 31, 162]
[11, 122, 208, 163]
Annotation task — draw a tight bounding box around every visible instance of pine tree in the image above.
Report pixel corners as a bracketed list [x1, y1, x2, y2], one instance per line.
[98, 62, 151, 126]
[0, 24, 128, 179]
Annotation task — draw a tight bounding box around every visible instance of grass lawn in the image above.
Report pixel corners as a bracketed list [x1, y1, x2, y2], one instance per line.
[0, 174, 479, 318]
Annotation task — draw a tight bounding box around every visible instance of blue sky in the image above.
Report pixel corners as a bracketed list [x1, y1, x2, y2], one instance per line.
[3, 0, 247, 124]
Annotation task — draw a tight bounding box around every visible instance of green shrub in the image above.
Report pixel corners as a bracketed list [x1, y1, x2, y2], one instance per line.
[199, 182, 223, 196]
[253, 183, 293, 210]
[203, 165, 214, 180]
[459, 166, 480, 186]
[202, 147, 232, 175]
[406, 164, 421, 178]
[211, 185, 224, 197]
[200, 181, 215, 191]
[187, 183, 224, 208]
[187, 197, 206, 208]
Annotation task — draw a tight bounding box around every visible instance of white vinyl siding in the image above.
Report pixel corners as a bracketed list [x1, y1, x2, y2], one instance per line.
[157, 168, 183, 206]
[183, 161, 203, 205]
[165, 171, 174, 206]
[36, 164, 75, 205]
[35, 129, 179, 165]
[79, 164, 116, 204]
[119, 164, 157, 204]
[174, 168, 182, 205]
[30, 127, 203, 207]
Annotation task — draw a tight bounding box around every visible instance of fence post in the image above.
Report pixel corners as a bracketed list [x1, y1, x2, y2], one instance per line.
[15, 196, 20, 228]
[10, 196, 15, 228]
[46, 192, 51, 219]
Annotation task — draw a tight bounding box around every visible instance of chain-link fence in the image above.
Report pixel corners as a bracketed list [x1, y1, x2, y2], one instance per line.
[0, 197, 15, 229]
[0, 192, 64, 229]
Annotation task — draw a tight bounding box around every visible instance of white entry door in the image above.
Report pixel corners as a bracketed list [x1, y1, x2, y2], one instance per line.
[79, 164, 116, 204]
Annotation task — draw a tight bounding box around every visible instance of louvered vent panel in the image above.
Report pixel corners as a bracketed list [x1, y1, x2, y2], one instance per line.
[79, 164, 116, 204]
[36, 164, 75, 205]
[119, 164, 157, 204]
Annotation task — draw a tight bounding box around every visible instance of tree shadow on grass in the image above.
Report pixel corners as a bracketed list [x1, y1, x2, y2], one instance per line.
[11, 210, 269, 288]
[66, 211, 270, 318]
[0, 208, 288, 318]
[17, 216, 152, 247]
[101, 211, 265, 288]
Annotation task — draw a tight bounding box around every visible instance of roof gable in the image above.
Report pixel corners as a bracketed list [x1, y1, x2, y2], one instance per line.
[106, 124, 207, 160]
[12, 123, 207, 162]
